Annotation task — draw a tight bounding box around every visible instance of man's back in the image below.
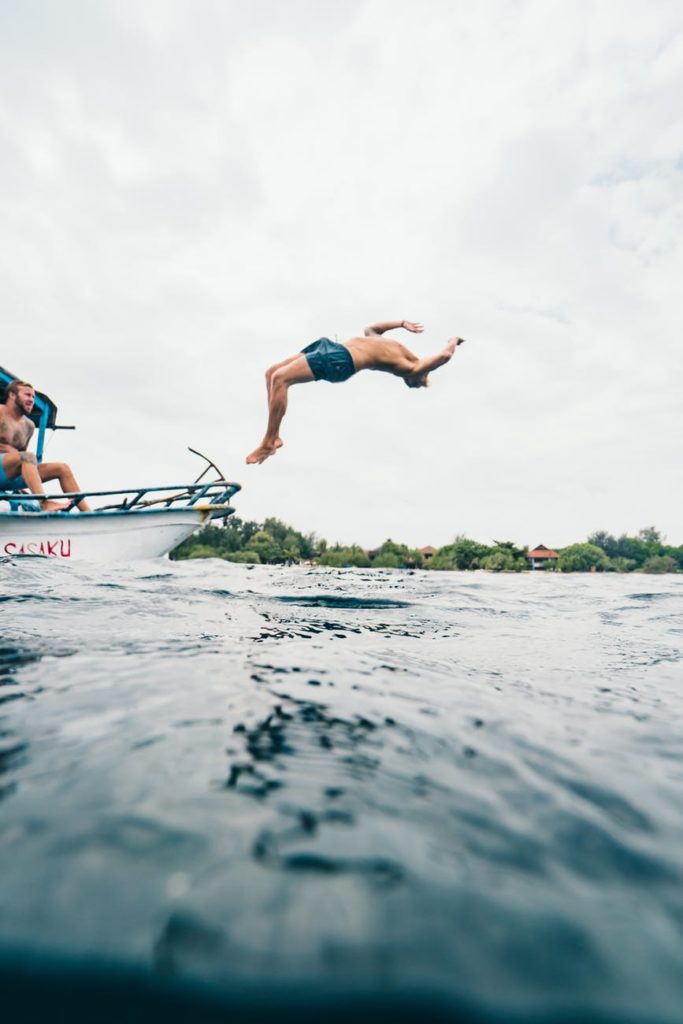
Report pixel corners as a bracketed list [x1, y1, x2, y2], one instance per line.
[343, 335, 417, 375]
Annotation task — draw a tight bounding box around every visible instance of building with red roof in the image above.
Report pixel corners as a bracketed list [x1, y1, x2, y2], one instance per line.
[527, 544, 559, 570]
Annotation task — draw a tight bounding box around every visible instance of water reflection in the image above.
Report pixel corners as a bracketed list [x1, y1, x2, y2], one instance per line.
[0, 642, 44, 683]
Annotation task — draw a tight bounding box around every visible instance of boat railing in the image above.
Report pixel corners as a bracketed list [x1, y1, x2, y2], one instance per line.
[0, 480, 241, 517]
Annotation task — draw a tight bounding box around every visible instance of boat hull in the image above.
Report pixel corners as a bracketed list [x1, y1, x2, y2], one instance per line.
[0, 507, 210, 561]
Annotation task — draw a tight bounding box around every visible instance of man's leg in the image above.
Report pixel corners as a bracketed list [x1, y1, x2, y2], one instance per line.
[0, 452, 64, 511]
[265, 353, 302, 449]
[38, 462, 92, 511]
[247, 356, 314, 465]
[266, 353, 302, 390]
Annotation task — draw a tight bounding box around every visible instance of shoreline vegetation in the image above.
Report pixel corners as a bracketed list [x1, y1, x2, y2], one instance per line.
[171, 520, 682, 574]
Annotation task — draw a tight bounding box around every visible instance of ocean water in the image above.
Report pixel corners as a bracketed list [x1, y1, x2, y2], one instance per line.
[1, 559, 683, 1022]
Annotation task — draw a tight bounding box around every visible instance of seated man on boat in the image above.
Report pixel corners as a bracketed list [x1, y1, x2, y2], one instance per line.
[246, 319, 465, 464]
[0, 380, 91, 511]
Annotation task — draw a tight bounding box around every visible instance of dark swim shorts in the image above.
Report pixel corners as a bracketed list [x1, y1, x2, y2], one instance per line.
[301, 337, 356, 383]
[0, 454, 25, 490]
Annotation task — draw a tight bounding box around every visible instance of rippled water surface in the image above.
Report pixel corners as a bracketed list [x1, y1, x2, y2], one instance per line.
[1, 560, 683, 1021]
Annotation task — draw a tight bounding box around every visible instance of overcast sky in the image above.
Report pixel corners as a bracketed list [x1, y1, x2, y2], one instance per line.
[1, 0, 681, 548]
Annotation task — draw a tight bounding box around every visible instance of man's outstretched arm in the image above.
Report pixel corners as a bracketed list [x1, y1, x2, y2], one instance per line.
[364, 319, 424, 337]
[407, 337, 465, 378]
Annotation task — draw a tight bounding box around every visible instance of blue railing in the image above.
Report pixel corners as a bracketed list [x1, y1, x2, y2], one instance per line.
[0, 480, 241, 517]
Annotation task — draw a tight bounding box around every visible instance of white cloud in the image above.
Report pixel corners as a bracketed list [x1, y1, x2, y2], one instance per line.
[1, 0, 681, 547]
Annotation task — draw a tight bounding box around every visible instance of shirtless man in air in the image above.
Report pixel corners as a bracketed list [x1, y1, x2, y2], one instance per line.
[246, 320, 464, 465]
[0, 380, 91, 511]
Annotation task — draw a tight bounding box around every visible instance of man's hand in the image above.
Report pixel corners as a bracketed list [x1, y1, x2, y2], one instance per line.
[402, 321, 424, 334]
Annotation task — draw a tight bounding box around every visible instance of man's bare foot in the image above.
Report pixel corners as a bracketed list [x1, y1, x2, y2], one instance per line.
[246, 444, 278, 465]
[443, 337, 465, 359]
[40, 499, 69, 512]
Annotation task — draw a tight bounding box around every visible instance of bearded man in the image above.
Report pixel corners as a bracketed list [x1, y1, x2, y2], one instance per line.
[0, 380, 91, 512]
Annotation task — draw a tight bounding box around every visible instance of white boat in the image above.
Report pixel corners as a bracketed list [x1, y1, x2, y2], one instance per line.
[0, 366, 241, 561]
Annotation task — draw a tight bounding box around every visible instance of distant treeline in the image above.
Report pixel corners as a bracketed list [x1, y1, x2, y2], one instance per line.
[171, 520, 681, 573]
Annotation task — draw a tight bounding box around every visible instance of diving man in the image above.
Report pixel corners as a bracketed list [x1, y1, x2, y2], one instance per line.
[0, 380, 91, 511]
[246, 320, 465, 465]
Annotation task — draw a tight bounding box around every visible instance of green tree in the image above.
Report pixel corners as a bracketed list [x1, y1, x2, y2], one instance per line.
[370, 539, 421, 569]
[372, 551, 402, 568]
[558, 543, 609, 572]
[663, 545, 683, 570]
[641, 555, 678, 574]
[172, 526, 222, 560]
[170, 515, 680, 574]
[426, 548, 455, 570]
[588, 530, 619, 559]
[172, 518, 260, 560]
[223, 549, 261, 564]
[319, 545, 371, 568]
[262, 517, 317, 560]
[481, 543, 526, 572]
[613, 537, 651, 567]
[481, 549, 513, 571]
[639, 526, 663, 546]
[426, 536, 491, 571]
[377, 539, 406, 557]
[249, 530, 283, 564]
[607, 557, 637, 573]
[587, 529, 666, 567]
[481, 541, 527, 572]
[493, 540, 527, 563]
[186, 544, 220, 559]
[235, 518, 260, 547]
